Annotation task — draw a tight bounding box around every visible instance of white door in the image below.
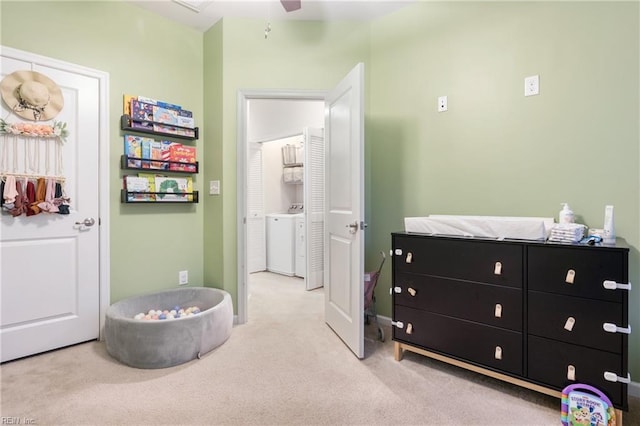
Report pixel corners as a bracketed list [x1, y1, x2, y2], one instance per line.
[303, 127, 324, 290]
[1, 50, 102, 362]
[247, 142, 265, 273]
[324, 63, 365, 358]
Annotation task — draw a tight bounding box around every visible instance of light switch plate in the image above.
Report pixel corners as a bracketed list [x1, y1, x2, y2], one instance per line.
[209, 180, 220, 195]
[438, 95, 448, 112]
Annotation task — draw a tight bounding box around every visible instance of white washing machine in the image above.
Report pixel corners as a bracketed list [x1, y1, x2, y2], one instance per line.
[266, 214, 296, 276]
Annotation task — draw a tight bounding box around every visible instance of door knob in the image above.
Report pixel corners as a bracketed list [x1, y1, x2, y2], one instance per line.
[346, 221, 358, 234]
[75, 218, 96, 227]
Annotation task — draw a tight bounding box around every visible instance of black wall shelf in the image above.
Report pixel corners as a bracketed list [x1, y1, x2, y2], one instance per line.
[120, 155, 199, 174]
[121, 190, 199, 204]
[121, 115, 199, 141]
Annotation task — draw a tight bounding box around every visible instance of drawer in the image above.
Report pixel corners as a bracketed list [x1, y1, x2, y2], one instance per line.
[528, 335, 626, 409]
[392, 235, 523, 287]
[528, 291, 625, 353]
[394, 273, 522, 331]
[528, 245, 626, 303]
[393, 305, 522, 375]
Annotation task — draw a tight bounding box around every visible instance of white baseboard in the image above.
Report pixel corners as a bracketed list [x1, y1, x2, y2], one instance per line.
[375, 315, 640, 399]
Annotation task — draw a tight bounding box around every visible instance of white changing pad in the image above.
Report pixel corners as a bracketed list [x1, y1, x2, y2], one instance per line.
[404, 215, 554, 241]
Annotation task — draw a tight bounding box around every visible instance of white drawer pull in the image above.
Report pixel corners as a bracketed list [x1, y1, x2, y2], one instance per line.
[603, 280, 632, 291]
[392, 321, 404, 329]
[406, 323, 413, 334]
[564, 317, 576, 331]
[407, 287, 417, 297]
[567, 365, 576, 381]
[393, 286, 402, 294]
[405, 252, 413, 263]
[394, 248, 403, 256]
[494, 303, 502, 318]
[494, 261, 502, 275]
[603, 322, 631, 334]
[565, 269, 575, 284]
[494, 346, 502, 360]
[604, 372, 631, 384]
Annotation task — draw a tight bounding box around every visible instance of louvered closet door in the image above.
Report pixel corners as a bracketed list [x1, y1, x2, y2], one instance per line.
[247, 142, 265, 273]
[304, 127, 324, 290]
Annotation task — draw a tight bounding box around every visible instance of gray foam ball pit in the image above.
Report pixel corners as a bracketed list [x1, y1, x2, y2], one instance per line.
[105, 287, 233, 369]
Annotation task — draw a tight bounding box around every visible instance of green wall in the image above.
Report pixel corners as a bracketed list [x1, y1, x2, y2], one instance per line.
[368, 1, 639, 377]
[0, 0, 205, 302]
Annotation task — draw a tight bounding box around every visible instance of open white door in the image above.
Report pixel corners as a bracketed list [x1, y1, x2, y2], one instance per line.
[324, 63, 365, 358]
[1, 48, 105, 362]
[303, 127, 324, 290]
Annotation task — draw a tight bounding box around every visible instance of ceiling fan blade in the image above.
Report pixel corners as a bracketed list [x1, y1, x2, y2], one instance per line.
[280, 0, 301, 12]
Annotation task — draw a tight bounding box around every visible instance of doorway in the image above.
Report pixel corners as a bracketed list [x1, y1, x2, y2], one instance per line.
[236, 90, 325, 324]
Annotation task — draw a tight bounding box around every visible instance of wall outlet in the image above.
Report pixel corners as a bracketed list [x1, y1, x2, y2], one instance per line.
[178, 270, 188, 285]
[524, 75, 539, 96]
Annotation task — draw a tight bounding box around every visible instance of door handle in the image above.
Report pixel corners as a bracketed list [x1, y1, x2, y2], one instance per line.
[75, 218, 96, 227]
[346, 221, 358, 234]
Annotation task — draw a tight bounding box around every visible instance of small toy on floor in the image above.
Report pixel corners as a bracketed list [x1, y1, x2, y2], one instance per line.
[133, 306, 201, 320]
[561, 383, 616, 426]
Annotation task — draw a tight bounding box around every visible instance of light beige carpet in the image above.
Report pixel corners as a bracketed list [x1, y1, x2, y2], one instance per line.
[1, 272, 637, 425]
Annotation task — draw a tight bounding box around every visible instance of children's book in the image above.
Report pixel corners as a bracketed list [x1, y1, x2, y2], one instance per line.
[153, 105, 179, 126]
[124, 175, 150, 201]
[137, 172, 160, 201]
[169, 144, 197, 172]
[561, 384, 615, 426]
[141, 139, 151, 169]
[185, 176, 194, 202]
[160, 141, 173, 170]
[124, 135, 143, 168]
[177, 109, 194, 128]
[130, 99, 154, 132]
[149, 141, 163, 169]
[154, 176, 189, 202]
[153, 123, 179, 135]
[123, 94, 136, 116]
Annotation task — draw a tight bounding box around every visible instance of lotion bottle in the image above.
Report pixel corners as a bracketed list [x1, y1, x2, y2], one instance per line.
[603, 205, 615, 244]
[559, 203, 575, 224]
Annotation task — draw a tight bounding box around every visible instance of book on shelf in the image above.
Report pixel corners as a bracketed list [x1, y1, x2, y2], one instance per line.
[177, 109, 194, 129]
[152, 105, 179, 126]
[124, 175, 151, 202]
[169, 143, 197, 172]
[154, 176, 193, 202]
[130, 99, 154, 131]
[124, 135, 143, 168]
[137, 172, 162, 201]
[149, 141, 164, 169]
[152, 123, 196, 138]
[141, 139, 151, 169]
[123, 94, 136, 116]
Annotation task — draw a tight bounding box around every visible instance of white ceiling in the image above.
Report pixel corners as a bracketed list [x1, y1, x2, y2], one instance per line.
[127, 0, 415, 32]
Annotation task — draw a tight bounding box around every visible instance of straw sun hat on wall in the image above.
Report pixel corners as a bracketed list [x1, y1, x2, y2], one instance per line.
[0, 70, 64, 121]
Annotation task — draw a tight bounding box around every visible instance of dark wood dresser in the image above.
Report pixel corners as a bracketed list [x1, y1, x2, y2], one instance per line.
[391, 232, 630, 416]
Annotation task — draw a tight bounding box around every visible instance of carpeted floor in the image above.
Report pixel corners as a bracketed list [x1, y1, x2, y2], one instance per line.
[1, 272, 637, 425]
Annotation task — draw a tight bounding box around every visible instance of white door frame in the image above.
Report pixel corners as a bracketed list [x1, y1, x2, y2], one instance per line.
[1, 46, 111, 338]
[236, 89, 325, 324]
